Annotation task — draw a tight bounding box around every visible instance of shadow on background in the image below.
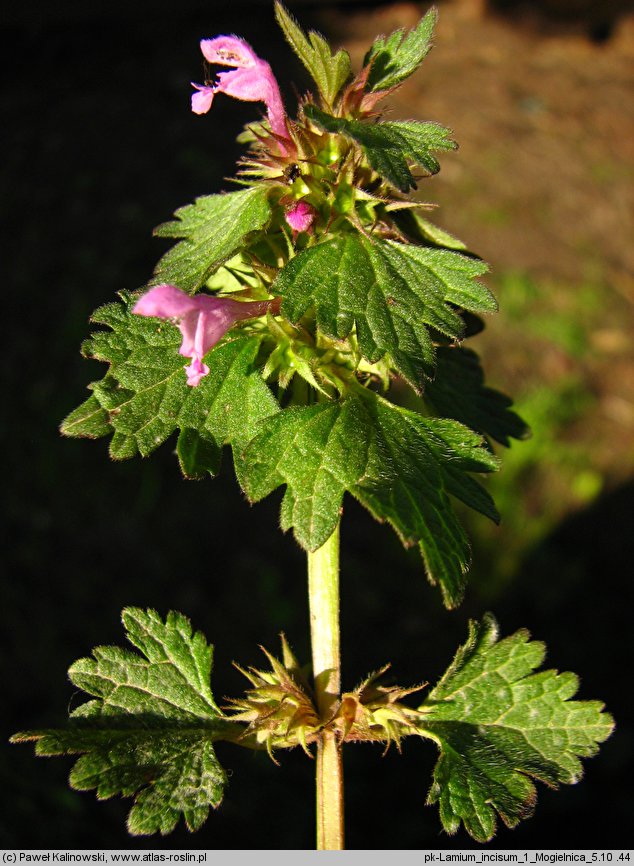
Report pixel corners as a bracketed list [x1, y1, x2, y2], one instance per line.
[2, 0, 631, 850]
[487, 0, 634, 42]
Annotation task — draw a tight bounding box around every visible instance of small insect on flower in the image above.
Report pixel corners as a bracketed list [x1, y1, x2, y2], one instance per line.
[283, 163, 302, 184]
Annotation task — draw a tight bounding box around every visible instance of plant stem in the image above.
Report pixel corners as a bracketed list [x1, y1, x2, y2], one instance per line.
[308, 521, 344, 850]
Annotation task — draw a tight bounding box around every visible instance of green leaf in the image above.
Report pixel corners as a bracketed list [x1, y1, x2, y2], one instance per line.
[425, 347, 531, 447]
[275, 2, 351, 106]
[60, 394, 113, 439]
[12, 609, 232, 836]
[242, 392, 497, 603]
[152, 187, 271, 292]
[417, 614, 615, 841]
[62, 297, 278, 471]
[274, 233, 492, 391]
[176, 428, 221, 480]
[305, 106, 456, 192]
[382, 243, 496, 314]
[364, 7, 437, 91]
[394, 208, 468, 251]
[242, 399, 371, 551]
[352, 395, 498, 608]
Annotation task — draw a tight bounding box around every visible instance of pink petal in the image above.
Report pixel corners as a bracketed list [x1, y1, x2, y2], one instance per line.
[216, 66, 271, 103]
[132, 284, 200, 318]
[285, 201, 316, 234]
[191, 84, 215, 115]
[200, 35, 259, 68]
[195, 34, 289, 146]
[133, 285, 275, 386]
[184, 357, 210, 387]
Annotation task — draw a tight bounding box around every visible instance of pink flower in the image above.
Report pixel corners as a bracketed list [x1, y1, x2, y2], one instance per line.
[191, 35, 289, 145]
[285, 200, 316, 236]
[133, 284, 273, 386]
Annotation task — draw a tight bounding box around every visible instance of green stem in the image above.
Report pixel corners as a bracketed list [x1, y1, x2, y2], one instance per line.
[308, 522, 344, 851]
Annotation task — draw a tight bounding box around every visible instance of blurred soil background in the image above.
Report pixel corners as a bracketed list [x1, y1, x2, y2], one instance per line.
[2, 0, 633, 850]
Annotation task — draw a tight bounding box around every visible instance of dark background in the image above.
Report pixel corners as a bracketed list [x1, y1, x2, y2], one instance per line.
[2, 0, 633, 850]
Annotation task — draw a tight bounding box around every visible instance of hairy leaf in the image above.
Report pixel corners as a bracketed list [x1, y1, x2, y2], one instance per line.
[305, 106, 455, 192]
[425, 347, 530, 447]
[417, 614, 615, 841]
[61, 394, 113, 439]
[152, 187, 271, 292]
[352, 395, 498, 608]
[274, 233, 493, 391]
[242, 392, 497, 603]
[176, 428, 221, 480]
[364, 7, 437, 92]
[275, 2, 351, 106]
[242, 399, 371, 551]
[61, 296, 278, 471]
[394, 208, 468, 251]
[12, 609, 233, 836]
[381, 243, 496, 314]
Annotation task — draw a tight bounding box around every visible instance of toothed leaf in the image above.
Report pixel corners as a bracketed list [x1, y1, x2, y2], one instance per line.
[305, 106, 456, 192]
[364, 7, 437, 92]
[152, 187, 271, 292]
[274, 233, 492, 392]
[242, 393, 497, 604]
[417, 614, 614, 841]
[61, 295, 278, 472]
[11, 609, 234, 836]
[275, 2, 351, 106]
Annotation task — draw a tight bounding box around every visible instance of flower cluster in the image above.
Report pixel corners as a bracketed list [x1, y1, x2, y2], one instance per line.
[135, 36, 297, 386]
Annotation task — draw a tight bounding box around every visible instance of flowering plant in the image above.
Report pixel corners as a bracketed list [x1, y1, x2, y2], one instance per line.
[12, 4, 613, 849]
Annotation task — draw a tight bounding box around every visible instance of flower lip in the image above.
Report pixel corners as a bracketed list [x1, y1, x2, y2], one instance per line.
[133, 284, 274, 387]
[191, 83, 215, 115]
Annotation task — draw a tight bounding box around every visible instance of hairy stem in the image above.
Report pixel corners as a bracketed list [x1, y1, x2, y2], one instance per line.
[308, 522, 344, 850]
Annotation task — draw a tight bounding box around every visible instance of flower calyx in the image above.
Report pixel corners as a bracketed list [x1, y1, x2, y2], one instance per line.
[226, 636, 321, 760]
[332, 666, 427, 752]
[226, 647, 430, 758]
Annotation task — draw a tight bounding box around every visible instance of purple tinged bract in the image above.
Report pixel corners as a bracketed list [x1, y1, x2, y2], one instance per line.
[133, 284, 272, 386]
[191, 35, 289, 146]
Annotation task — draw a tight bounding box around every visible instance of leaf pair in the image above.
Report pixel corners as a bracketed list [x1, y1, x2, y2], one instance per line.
[63, 288, 500, 607]
[147, 185, 496, 395]
[62, 275, 523, 607]
[12, 609, 614, 842]
[276, 2, 449, 191]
